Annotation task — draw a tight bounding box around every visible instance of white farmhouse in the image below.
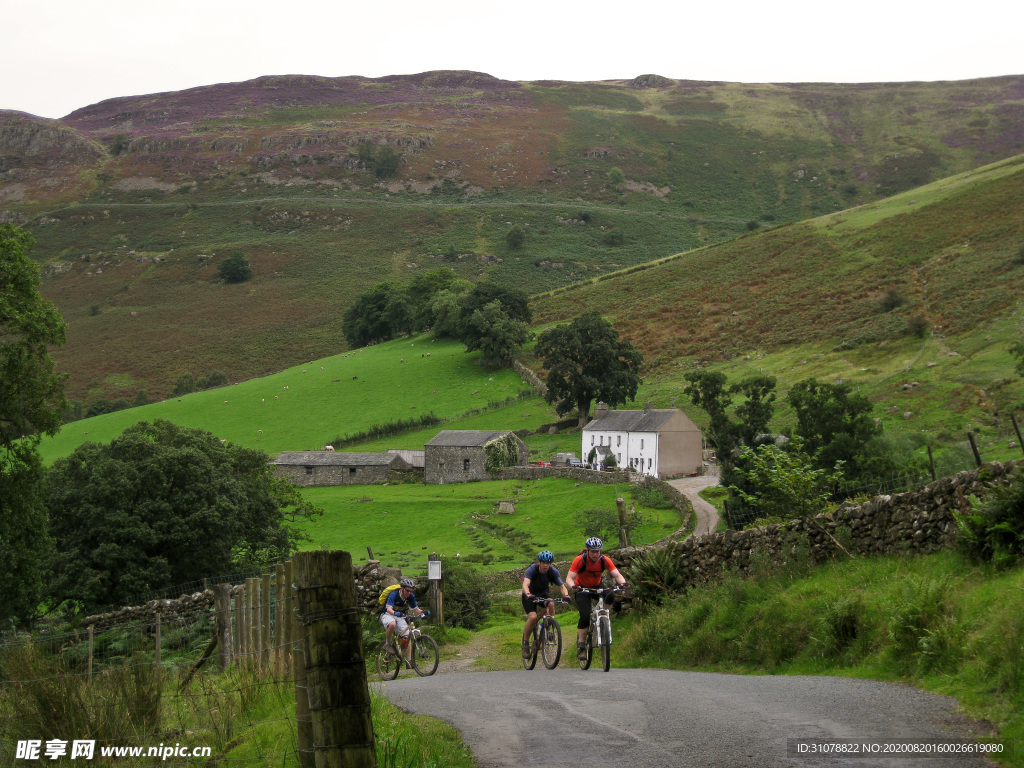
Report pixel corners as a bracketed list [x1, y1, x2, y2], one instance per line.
[582, 402, 703, 478]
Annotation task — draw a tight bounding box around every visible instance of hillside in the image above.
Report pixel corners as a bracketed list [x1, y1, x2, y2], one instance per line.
[2, 72, 1024, 402]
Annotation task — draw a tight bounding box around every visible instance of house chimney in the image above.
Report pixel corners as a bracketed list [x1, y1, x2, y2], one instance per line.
[644, 401, 653, 412]
[594, 402, 608, 419]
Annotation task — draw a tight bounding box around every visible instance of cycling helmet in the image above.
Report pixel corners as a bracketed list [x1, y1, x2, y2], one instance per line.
[537, 550, 554, 563]
[584, 536, 603, 551]
[400, 578, 415, 589]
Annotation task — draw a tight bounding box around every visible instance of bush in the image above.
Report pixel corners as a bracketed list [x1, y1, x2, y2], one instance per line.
[956, 471, 1024, 567]
[908, 315, 929, 338]
[574, 505, 642, 545]
[504, 224, 526, 250]
[626, 546, 689, 606]
[217, 254, 252, 284]
[815, 596, 862, 657]
[887, 575, 962, 673]
[438, 556, 490, 629]
[879, 288, 907, 312]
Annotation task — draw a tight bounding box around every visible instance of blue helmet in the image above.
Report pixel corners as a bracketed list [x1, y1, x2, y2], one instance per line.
[585, 537, 603, 551]
[537, 550, 554, 563]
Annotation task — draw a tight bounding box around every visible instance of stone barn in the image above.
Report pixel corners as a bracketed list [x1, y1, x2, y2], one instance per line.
[424, 430, 528, 484]
[272, 451, 419, 487]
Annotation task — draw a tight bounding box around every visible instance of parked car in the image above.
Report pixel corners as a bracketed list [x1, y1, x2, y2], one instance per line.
[568, 458, 585, 468]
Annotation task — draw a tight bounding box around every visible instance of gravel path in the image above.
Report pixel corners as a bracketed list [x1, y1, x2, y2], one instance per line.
[667, 474, 721, 537]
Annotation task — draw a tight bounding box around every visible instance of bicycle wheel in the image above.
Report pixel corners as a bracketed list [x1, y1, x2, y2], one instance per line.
[375, 641, 400, 680]
[577, 628, 593, 670]
[541, 617, 562, 669]
[411, 634, 439, 677]
[522, 626, 539, 670]
[599, 617, 611, 673]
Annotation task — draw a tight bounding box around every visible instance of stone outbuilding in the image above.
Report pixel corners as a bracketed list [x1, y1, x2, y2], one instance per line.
[271, 451, 420, 487]
[424, 430, 529, 484]
[582, 403, 703, 478]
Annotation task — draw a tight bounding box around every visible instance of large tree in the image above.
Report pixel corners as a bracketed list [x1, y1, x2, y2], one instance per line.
[0, 224, 68, 627]
[44, 419, 321, 615]
[787, 378, 881, 480]
[342, 282, 406, 347]
[536, 311, 643, 428]
[682, 371, 777, 457]
[462, 300, 530, 366]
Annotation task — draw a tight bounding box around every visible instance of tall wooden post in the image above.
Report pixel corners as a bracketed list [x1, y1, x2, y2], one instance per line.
[428, 553, 443, 626]
[616, 497, 631, 548]
[927, 446, 937, 482]
[87, 626, 94, 683]
[213, 583, 233, 669]
[294, 615, 313, 768]
[246, 577, 257, 666]
[293, 551, 375, 768]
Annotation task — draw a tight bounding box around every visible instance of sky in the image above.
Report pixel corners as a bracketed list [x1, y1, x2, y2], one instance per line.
[4, 0, 1023, 120]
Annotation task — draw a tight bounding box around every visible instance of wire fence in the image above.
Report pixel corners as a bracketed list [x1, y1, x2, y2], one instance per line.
[0, 570, 309, 768]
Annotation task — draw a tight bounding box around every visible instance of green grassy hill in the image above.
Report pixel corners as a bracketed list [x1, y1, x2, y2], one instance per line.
[4, 72, 1024, 402]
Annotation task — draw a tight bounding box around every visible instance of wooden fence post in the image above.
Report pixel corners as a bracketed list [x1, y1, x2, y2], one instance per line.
[616, 497, 631, 548]
[927, 446, 937, 482]
[1012, 414, 1024, 457]
[246, 577, 257, 667]
[213, 584, 233, 669]
[294, 616, 313, 768]
[234, 583, 245, 666]
[293, 550, 375, 768]
[428, 553, 443, 627]
[276, 563, 286, 678]
[261, 573, 272, 670]
[968, 431, 983, 467]
[87, 626, 94, 683]
[285, 559, 295, 677]
[154, 613, 162, 671]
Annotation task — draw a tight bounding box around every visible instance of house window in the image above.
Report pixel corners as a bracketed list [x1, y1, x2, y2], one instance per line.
[648, 458, 652, 469]
[305, 466, 313, 475]
[349, 467, 357, 476]
[591, 435, 594, 446]
[599, 435, 604, 445]
[641, 438, 644, 449]
[616, 435, 621, 447]
[617, 453, 621, 464]
[464, 459, 471, 471]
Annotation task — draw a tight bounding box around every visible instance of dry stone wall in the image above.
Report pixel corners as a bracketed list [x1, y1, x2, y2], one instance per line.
[609, 461, 1019, 586]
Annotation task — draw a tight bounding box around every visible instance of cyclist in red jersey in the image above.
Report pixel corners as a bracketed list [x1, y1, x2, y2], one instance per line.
[565, 537, 628, 660]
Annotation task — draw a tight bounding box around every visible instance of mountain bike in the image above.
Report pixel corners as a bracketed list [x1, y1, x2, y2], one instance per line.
[523, 597, 567, 670]
[575, 587, 621, 672]
[375, 610, 438, 679]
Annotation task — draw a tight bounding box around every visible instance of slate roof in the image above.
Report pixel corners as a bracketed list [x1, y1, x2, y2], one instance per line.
[584, 409, 679, 433]
[272, 451, 399, 466]
[425, 430, 510, 447]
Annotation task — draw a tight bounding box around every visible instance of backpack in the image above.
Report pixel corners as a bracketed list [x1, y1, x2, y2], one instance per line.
[575, 550, 611, 575]
[378, 583, 402, 606]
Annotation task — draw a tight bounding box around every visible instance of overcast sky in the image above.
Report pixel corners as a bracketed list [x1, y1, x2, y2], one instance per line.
[4, 0, 1023, 120]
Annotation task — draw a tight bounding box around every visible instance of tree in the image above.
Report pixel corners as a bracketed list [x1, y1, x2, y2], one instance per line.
[217, 254, 252, 284]
[342, 282, 405, 348]
[0, 224, 68, 627]
[462, 300, 530, 366]
[457, 283, 531, 352]
[44, 420, 321, 615]
[682, 371, 777, 458]
[787, 378, 881, 480]
[408, 267, 459, 330]
[504, 224, 526, 250]
[536, 311, 643, 428]
[729, 438, 844, 523]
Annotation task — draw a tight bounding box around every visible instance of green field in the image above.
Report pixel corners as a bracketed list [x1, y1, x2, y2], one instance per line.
[295, 476, 682, 574]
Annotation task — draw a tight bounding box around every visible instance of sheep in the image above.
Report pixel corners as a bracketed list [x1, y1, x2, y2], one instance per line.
[325, 445, 335, 452]
[258, 430, 263, 434]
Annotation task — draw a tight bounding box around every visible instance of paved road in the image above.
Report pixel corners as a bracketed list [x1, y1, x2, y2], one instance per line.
[667, 475, 721, 537]
[378, 668, 997, 768]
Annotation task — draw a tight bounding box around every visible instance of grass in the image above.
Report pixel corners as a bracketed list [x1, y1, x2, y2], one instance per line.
[37, 334, 553, 464]
[295, 476, 682, 574]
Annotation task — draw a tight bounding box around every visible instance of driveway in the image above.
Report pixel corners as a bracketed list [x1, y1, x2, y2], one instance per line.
[667, 474, 721, 537]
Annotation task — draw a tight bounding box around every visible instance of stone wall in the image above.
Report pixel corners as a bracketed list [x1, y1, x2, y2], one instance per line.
[494, 466, 633, 484]
[608, 461, 1019, 586]
[275, 463, 422, 487]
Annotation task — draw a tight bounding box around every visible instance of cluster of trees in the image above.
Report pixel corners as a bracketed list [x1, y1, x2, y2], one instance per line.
[356, 141, 402, 178]
[1, 225, 319, 627]
[683, 370, 923, 523]
[217, 254, 252, 284]
[342, 268, 532, 365]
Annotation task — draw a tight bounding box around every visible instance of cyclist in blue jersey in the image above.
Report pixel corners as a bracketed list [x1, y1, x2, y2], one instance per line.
[380, 578, 425, 665]
[521, 551, 570, 658]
